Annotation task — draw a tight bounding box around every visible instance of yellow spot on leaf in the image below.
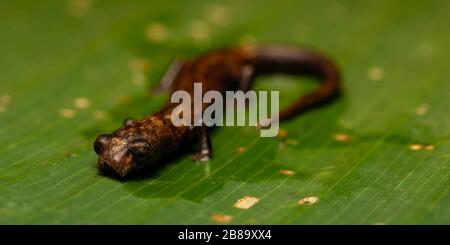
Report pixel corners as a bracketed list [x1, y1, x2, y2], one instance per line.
[368, 66, 384, 81]
[279, 169, 295, 176]
[211, 214, 233, 223]
[189, 20, 210, 44]
[0, 95, 11, 113]
[334, 133, 350, 142]
[424, 145, 435, 151]
[67, 0, 92, 17]
[277, 129, 288, 138]
[298, 196, 319, 205]
[409, 144, 423, 151]
[60, 108, 76, 118]
[116, 95, 130, 104]
[145, 23, 169, 43]
[73, 97, 90, 109]
[236, 146, 246, 153]
[129, 58, 150, 87]
[131, 73, 146, 86]
[234, 196, 260, 209]
[93, 110, 106, 119]
[415, 104, 428, 116]
[204, 4, 231, 26]
[129, 58, 151, 73]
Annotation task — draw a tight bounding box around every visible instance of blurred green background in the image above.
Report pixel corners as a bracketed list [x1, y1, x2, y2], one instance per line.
[0, 0, 449, 224]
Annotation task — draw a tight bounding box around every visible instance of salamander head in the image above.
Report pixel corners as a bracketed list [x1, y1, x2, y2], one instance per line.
[93, 130, 152, 177]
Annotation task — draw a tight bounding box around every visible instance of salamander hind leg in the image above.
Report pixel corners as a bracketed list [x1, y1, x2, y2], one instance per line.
[150, 58, 186, 94]
[191, 125, 212, 162]
[238, 65, 255, 92]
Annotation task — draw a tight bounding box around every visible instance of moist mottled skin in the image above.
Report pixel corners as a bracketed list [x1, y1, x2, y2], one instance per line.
[94, 44, 341, 177]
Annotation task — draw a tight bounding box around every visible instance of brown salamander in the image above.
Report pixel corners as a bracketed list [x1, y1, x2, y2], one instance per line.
[93, 44, 341, 177]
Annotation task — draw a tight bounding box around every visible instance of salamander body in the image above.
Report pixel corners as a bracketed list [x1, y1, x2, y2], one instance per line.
[94, 45, 341, 177]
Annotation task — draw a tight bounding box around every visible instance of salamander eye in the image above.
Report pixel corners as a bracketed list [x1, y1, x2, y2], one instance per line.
[123, 117, 135, 127]
[93, 134, 110, 154]
[131, 141, 150, 160]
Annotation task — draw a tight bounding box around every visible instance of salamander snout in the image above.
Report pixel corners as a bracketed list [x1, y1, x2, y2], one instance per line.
[93, 134, 110, 155]
[94, 133, 152, 177]
[93, 134, 134, 177]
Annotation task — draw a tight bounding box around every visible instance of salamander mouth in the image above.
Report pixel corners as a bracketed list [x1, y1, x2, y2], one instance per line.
[98, 160, 118, 176]
[98, 155, 135, 177]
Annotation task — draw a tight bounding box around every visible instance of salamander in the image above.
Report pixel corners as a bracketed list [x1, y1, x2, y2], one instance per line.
[93, 44, 342, 177]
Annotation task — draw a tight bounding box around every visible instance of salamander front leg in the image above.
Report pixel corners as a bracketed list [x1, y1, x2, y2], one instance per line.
[191, 125, 212, 162]
[239, 65, 255, 92]
[150, 58, 186, 94]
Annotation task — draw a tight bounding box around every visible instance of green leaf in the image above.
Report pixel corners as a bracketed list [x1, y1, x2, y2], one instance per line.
[0, 0, 449, 224]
